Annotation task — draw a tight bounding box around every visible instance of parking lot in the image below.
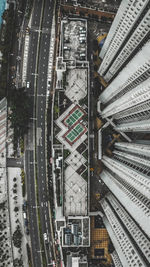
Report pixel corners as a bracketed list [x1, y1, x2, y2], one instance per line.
[63, 19, 87, 61]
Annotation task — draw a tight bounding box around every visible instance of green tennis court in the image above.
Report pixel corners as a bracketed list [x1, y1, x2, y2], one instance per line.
[66, 123, 85, 143]
[64, 108, 84, 127]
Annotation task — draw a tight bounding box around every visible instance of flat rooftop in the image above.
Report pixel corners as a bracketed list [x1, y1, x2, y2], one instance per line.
[65, 68, 87, 102]
[54, 18, 89, 217]
[56, 104, 88, 216]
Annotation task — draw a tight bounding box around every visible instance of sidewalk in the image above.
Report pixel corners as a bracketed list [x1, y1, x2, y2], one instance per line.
[7, 167, 28, 267]
[22, 32, 30, 86]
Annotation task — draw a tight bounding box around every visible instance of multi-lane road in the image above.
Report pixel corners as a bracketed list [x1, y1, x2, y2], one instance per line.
[36, 0, 55, 264]
[25, 0, 55, 266]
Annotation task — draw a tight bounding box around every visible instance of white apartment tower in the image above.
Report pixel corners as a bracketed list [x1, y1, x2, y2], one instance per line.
[100, 142, 150, 266]
[98, 0, 150, 82]
[98, 0, 150, 266]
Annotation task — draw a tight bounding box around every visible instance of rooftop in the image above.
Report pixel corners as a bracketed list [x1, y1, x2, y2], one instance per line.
[67, 253, 88, 267]
[62, 217, 90, 247]
[65, 68, 87, 102]
[53, 19, 90, 257]
[55, 104, 88, 216]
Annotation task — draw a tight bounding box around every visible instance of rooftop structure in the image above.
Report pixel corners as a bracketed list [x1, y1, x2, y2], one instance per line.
[53, 18, 90, 252]
[62, 217, 90, 247]
[67, 252, 88, 267]
[90, 216, 112, 264]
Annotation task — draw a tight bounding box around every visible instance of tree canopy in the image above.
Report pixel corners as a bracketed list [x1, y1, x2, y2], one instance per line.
[9, 87, 32, 141]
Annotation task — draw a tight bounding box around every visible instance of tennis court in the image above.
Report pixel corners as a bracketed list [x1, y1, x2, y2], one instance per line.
[65, 123, 85, 144]
[64, 108, 84, 127]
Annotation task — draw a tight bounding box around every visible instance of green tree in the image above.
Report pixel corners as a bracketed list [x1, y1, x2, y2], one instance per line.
[9, 87, 32, 142]
[12, 226, 22, 248]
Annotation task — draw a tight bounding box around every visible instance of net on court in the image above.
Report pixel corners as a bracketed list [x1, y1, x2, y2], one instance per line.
[64, 122, 86, 145]
[64, 108, 84, 128]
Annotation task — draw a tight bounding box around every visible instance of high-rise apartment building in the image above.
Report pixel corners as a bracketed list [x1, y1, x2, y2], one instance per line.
[98, 1, 150, 266]
[99, 0, 150, 81]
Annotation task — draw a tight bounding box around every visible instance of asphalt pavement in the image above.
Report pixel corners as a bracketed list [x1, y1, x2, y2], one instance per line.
[36, 0, 55, 264]
[25, 0, 55, 266]
[25, 0, 44, 266]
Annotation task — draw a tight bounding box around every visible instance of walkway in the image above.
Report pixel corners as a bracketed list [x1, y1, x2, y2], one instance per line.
[7, 157, 24, 168]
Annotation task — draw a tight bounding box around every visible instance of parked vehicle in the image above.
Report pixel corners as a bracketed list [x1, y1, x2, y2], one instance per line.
[26, 81, 30, 88]
[79, 37, 86, 41]
[26, 228, 29, 235]
[80, 53, 86, 57]
[80, 34, 86, 37]
[43, 233, 48, 243]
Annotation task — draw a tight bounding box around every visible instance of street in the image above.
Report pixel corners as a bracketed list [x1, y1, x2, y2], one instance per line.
[36, 0, 55, 264]
[25, 0, 43, 265]
[24, 0, 55, 266]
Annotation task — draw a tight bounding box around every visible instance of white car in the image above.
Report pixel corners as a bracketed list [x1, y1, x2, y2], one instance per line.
[43, 233, 48, 242]
[26, 81, 30, 89]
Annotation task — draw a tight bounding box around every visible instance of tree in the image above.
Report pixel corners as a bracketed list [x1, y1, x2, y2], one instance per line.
[8, 87, 32, 143]
[14, 207, 19, 212]
[13, 258, 23, 267]
[12, 226, 22, 248]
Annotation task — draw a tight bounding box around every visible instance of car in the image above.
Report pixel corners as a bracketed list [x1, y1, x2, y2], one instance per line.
[80, 34, 86, 37]
[43, 233, 48, 242]
[80, 53, 86, 57]
[48, 80, 51, 87]
[79, 39, 85, 44]
[26, 228, 29, 235]
[26, 27, 30, 33]
[26, 81, 30, 88]
[79, 37, 86, 41]
[24, 219, 28, 227]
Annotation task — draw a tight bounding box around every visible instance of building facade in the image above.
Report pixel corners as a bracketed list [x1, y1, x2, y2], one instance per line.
[98, 1, 150, 266]
[100, 141, 150, 266]
[99, 0, 150, 81]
